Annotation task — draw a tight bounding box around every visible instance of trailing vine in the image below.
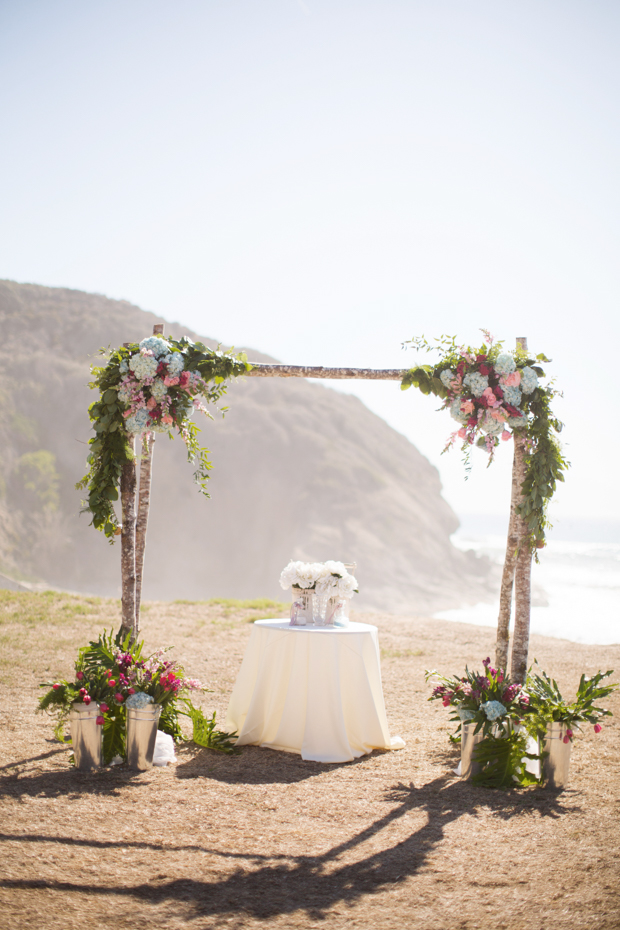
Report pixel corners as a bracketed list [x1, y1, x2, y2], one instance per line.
[401, 331, 569, 550]
[76, 336, 250, 538]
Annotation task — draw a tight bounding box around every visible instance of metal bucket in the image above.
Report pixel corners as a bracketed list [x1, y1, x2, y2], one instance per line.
[542, 723, 572, 789]
[126, 704, 162, 770]
[69, 702, 102, 770]
[460, 722, 484, 779]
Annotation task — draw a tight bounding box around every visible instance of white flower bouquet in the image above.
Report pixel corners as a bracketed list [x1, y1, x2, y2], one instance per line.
[279, 560, 359, 599]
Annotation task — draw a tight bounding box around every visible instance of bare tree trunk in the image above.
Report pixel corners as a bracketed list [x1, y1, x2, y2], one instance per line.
[120, 453, 137, 641]
[510, 432, 532, 683]
[494, 451, 520, 671]
[134, 431, 154, 633]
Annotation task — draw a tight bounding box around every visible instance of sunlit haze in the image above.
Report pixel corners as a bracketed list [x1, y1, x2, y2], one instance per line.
[1, 0, 618, 527]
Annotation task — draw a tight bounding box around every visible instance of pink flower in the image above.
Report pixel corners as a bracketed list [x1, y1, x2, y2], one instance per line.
[108, 679, 116, 687]
[563, 729, 573, 743]
[162, 415, 174, 425]
[79, 687, 87, 696]
[128, 688, 135, 695]
[146, 396, 157, 410]
[76, 671, 84, 680]
[594, 724, 602, 733]
[442, 696, 451, 707]
[100, 703, 109, 713]
[504, 371, 521, 387]
[115, 693, 124, 703]
[457, 427, 466, 439]
[461, 400, 474, 414]
[164, 375, 179, 386]
[83, 695, 91, 705]
[52, 683, 60, 690]
[501, 430, 512, 441]
[96, 716, 104, 726]
[179, 371, 190, 389]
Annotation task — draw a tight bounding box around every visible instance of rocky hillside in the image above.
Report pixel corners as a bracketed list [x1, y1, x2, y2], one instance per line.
[0, 280, 495, 612]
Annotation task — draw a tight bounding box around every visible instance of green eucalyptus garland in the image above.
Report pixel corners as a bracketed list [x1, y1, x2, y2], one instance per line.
[76, 335, 250, 539]
[401, 332, 569, 550]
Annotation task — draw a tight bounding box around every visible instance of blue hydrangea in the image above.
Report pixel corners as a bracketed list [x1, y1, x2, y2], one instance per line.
[150, 378, 167, 402]
[439, 369, 455, 388]
[117, 384, 132, 405]
[502, 385, 522, 407]
[457, 707, 476, 721]
[139, 336, 169, 357]
[125, 691, 154, 709]
[164, 352, 185, 375]
[463, 372, 489, 397]
[520, 366, 539, 394]
[481, 700, 507, 721]
[125, 408, 150, 434]
[480, 415, 504, 435]
[494, 353, 516, 375]
[508, 415, 526, 428]
[119, 359, 129, 374]
[450, 397, 469, 424]
[129, 353, 159, 381]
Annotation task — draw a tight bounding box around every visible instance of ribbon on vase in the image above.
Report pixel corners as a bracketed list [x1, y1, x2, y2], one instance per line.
[326, 599, 345, 625]
[290, 599, 303, 625]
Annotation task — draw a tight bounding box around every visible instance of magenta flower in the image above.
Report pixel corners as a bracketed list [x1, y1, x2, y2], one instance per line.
[594, 724, 602, 734]
[83, 695, 91, 705]
[76, 671, 84, 680]
[95, 716, 104, 726]
[52, 683, 60, 690]
[115, 693, 124, 703]
[100, 703, 109, 713]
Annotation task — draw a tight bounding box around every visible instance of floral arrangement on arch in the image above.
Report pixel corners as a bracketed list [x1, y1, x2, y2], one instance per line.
[279, 560, 359, 599]
[77, 335, 249, 538]
[401, 331, 568, 547]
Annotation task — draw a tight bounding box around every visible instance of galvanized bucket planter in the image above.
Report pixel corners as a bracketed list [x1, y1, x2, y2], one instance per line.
[126, 704, 162, 770]
[460, 722, 485, 779]
[69, 702, 102, 770]
[541, 723, 572, 788]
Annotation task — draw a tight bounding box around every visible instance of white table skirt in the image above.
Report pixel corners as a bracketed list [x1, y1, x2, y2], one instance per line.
[225, 619, 405, 763]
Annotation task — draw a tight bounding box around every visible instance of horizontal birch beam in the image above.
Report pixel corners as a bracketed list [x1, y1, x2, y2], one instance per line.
[246, 364, 407, 380]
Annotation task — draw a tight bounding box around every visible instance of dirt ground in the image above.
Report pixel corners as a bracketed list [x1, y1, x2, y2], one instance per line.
[1, 591, 619, 930]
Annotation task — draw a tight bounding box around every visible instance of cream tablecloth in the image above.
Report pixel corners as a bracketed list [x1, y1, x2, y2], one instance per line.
[225, 619, 405, 763]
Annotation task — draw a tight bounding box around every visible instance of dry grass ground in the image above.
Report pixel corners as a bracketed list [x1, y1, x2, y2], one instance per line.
[1, 590, 619, 930]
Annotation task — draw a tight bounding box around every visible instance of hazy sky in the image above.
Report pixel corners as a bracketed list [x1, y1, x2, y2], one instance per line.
[1, 0, 619, 525]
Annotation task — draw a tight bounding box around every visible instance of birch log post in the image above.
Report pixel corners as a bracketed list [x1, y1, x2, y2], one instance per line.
[510, 431, 533, 683]
[120, 452, 138, 640]
[133, 324, 163, 633]
[494, 454, 519, 670]
[134, 431, 154, 632]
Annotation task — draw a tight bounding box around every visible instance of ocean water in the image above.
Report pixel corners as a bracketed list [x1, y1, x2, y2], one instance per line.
[435, 516, 620, 645]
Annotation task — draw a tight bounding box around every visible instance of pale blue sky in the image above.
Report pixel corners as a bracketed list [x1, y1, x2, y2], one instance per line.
[1, 0, 618, 524]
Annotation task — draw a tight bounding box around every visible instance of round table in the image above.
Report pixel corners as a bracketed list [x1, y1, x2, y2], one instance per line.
[225, 619, 405, 763]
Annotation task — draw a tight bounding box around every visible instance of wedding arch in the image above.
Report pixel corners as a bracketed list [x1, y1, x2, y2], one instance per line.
[79, 326, 567, 683]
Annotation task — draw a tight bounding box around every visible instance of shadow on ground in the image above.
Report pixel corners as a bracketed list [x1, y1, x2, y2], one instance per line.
[0, 774, 577, 922]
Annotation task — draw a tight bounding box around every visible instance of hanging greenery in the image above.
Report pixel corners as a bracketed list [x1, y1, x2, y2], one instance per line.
[76, 335, 250, 538]
[401, 331, 569, 549]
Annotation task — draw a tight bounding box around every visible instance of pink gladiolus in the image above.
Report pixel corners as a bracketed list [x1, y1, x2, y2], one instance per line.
[115, 693, 124, 703]
[594, 724, 602, 733]
[100, 703, 109, 713]
[96, 716, 104, 726]
[76, 671, 84, 680]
